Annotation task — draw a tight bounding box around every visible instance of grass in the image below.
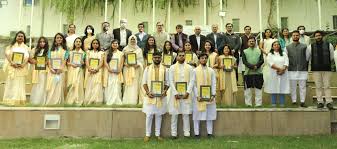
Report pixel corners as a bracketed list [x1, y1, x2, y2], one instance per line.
[0, 135, 337, 149]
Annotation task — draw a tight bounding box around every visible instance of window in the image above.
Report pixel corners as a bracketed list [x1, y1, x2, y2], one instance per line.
[333, 15, 337, 30]
[23, 0, 39, 6]
[281, 17, 288, 29]
[26, 25, 31, 37]
[143, 22, 148, 33]
[63, 24, 68, 34]
[232, 19, 240, 32]
[185, 20, 193, 26]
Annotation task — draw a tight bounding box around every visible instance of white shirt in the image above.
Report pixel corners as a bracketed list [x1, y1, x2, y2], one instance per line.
[120, 29, 127, 46]
[213, 34, 217, 48]
[139, 32, 146, 41]
[66, 34, 79, 50]
[196, 35, 201, 50]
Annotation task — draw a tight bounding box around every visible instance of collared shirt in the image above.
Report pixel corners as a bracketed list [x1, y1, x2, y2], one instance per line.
[138, 32, 146, 41]
[196, 35, 201, 50]
[120, 29, 127, 46]
[96, 32, 114, 50]
[213, 34, 218, 48]
[153, 31, 169, 50]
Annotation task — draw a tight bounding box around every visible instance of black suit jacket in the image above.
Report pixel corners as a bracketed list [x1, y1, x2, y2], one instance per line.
[189, 34, 206, 53]
[113, 28, 132, 46]
[206, 33, 223, 49]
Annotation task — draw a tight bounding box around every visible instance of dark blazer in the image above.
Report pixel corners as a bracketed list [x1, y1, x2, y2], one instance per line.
[113, 28, 132, 46]
[189, 34, 206, 53]
[206, 32, 223, 49]
[135, 32, 149, 49]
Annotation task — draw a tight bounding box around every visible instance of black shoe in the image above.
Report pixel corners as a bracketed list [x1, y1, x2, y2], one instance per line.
[195, 135, 200, 139]
[292, 102, 298, 106]
[207, 134, 214, 138]
[317, 103, 324, 109]
[300, 102, 307, 108]
[326, 103, 334, 110]
[171, 136, 178, 140]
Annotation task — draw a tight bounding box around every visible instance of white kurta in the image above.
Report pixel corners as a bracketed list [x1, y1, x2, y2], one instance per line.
[264, 52, 290, 94]
[334, 50, 337, 70]
[262, 38, 277, 91]
[168, 63, 194, 115]
[142, 65, 169, 115]
[104, 51, 123, 105]
[192, 66, 217, 121]
[30, 48, 47, 105]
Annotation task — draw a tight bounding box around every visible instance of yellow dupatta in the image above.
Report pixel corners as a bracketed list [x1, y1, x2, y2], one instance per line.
[173, 63, 191, 108]
[3, 43, 30, 79]
[147, 64, 166, 108]
[103, 50, 124, 87]
[32, 48, 47, 84]
[195, 65, 212, 111]
[218, 55, 237, 91]
[46, 47, 67, 91]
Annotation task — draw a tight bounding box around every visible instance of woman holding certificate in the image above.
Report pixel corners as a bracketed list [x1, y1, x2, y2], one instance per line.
[30, 37, 49, 105]
[84, 39, 104, 104]
[183, 42, 198, 67]
[162, 41, 177, 67]
[265, 41, 290, 107]
[3, 31, 30, 105]
[104, 39, 124, 105]
[122, 35, 144, 105]
[46, 33, 69, 105]
[214, 45, 238, 105]
[66, 37, 85, 105]
[143, 36, 158, 66]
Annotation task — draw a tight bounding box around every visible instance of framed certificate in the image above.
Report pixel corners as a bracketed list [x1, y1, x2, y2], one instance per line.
[151, 81, 163, 97]
[223, 57, 233, 72]
[126, 53, 137, 65]
[147, 53, 153, 65]
[89, 58, 100, 69]
[51, 58, 62, 70]
[185, 53, 192, 63]
[163, 55, 173, 67]
[35, 56, 46, 70]
[110, 58, 119, 72]
[176, 82, 187, 96]
[72, 52, 83, 66]
[12, 52, 24, 65]
[200, 85, 211, 101]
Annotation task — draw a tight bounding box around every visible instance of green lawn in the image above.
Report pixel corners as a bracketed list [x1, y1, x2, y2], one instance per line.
[1, 135, 337, 149]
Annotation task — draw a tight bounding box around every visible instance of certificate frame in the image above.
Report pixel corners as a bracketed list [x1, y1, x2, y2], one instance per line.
[200, 85, 212, 101]
[110, 58, 119, 72]
[147, 53, 153, 65]
[11, 52, 24, 65]
[51, 58, 62, 70]
[126, 53, 137, 65]
[89, 58, 100, 69]
[185, 53, 193, 63]
[71, 52, 83, 66]
[151, 81, 163, 97]
[35, 56, 46, 70]
[175, 82, 187, 96]
[223, 57, 233, 72]
[163, 54, 173, 67]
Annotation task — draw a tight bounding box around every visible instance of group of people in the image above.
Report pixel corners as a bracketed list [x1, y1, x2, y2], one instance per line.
[3, 19, 337, 140]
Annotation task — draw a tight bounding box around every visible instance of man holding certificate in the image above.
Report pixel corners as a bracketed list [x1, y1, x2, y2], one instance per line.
[168, 51, 195, 139]
[192, 53, 217, 138]
[142, 51, 169, 142]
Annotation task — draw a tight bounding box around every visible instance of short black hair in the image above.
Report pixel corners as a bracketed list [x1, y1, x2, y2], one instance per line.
[313, 30, 324, 36]
[244, 26, 251, 30]
[297, 25, 305, 30]
[102, 22, 110, 26]
[248, 36, 256, 41]
[138, 23, 144, 27]
[176, 24, 183, 29]
[153, 51, 162, 57]
[226, 23, 233, 27]
[177, 50, 185, 55]
[292, 30, 300, 34]
[198, 53, 208, 59]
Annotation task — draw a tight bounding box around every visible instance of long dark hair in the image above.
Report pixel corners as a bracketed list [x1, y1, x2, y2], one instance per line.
[162, 41, 174, 55]
[279, 28, 289, 39]
[89, 39, 101, 51]
[11, 31, 27, 46]
[51, 33, 67, 51]
[143, 36, 157, 57]
[270, 41, 283, 56]
[183, 41, 194, 52]
[34, 37, 49, 58]
[82, 25, 95, 42]
[218, 44, 233, 56]
[107, 39, 119, 63]
[72, 37, 84, 50]
[201, 40, 215, 53]
[263, 29, 273, 39]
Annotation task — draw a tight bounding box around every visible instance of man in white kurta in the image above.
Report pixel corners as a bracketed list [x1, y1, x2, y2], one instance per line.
[142, 51, 169, 142]
[192, 53, 217, 138]
[168, 51, 194, 138]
